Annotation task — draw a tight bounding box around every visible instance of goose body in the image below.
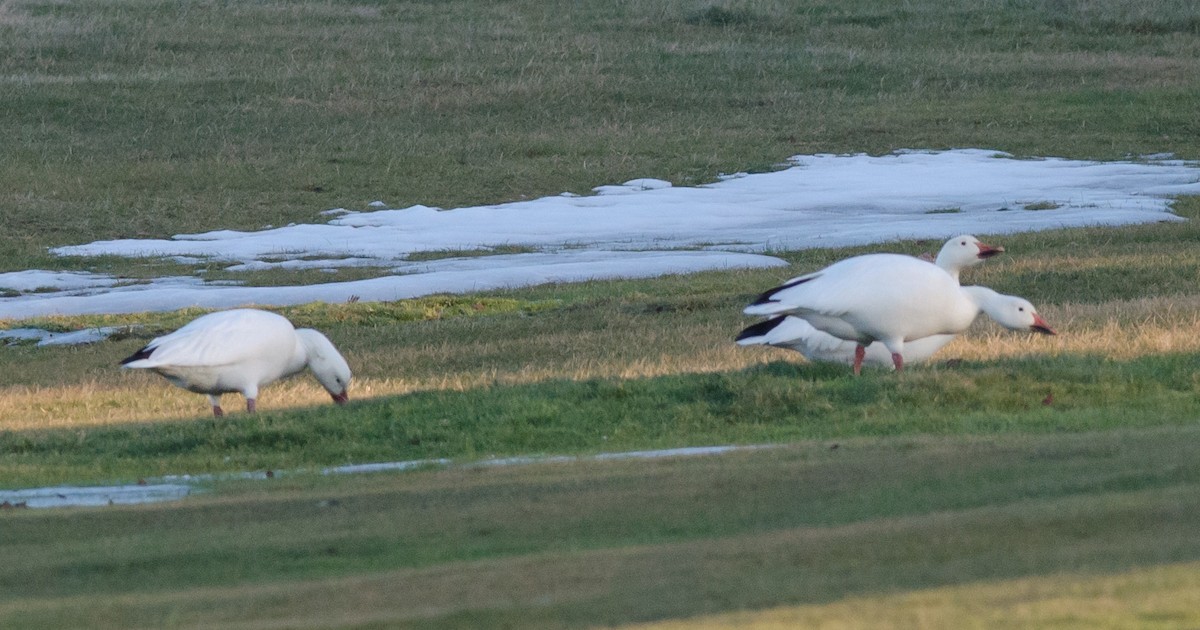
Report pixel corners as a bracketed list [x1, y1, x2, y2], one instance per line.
[737, 315, 956, 366]
[737, 236, 1004, 368]
[743, 254, 1053, 374]
[121, 309, 351, 415]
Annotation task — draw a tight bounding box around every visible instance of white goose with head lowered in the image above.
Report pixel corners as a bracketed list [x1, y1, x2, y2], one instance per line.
[120, 308, 352, 416]
[737, 235, 1005, 368]
[742, 244, 1054, 375]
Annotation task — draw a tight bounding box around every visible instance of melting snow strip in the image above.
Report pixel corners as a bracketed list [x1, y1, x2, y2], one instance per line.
[3, 444, 778, 509]
[0, 484, 193, 509]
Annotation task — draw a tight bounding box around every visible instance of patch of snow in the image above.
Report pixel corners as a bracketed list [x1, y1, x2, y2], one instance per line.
[0, 484, 192, 509]
[52, 150, 1197, 264]
[0, 326, 125, 346]
[322, 459, 453, 475]
[0, 328, 48, 342]
[0, 149, 1193, 321]
[590, 445, 760, 460]
[222, 257, 381, 272]
[0, 270, 119, 293]
[0, 250, 785, 318]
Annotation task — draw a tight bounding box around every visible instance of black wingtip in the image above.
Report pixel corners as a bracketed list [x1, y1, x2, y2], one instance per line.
[749, 288, 780, 306]
[119, 346, 154, 365]
[750, 275, 814, 306]
[736, 316, 788, 342]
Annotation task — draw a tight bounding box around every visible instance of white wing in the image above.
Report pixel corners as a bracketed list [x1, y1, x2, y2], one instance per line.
[125, 309, 296, 368]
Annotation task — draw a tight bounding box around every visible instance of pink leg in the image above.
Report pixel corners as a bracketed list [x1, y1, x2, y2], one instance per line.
[853, 345, 866, 376]
[246, 398, 257, 413]
[891, 352, 904, 372]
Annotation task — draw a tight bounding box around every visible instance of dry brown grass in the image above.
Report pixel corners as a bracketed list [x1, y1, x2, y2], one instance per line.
[3, 295, 1197, 430]
[948, 296, 1200, 361]
[625, 561, 1200, 630]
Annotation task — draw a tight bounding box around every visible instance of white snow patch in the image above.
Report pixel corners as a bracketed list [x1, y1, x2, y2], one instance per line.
[0, 327, 125, 346]
[0, 149, 1194, 321]
[0, 250, 783, 319]
[0, 484, 192, 509]
[0, 270, 119, 293]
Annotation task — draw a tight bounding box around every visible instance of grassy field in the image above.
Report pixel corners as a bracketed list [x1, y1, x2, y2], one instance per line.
[3, 0, 1200, 627]
[6, 429, 1200, 628]
[2, 0, 1199, 278]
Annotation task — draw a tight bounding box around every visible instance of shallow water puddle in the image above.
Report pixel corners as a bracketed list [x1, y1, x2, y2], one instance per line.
[3, 445, 775, 509]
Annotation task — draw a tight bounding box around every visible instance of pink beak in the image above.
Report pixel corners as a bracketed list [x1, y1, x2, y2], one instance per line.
[976, 241, 1006, 259]
[332, 391, 349, 404]
[1031, 313, 1057, 335]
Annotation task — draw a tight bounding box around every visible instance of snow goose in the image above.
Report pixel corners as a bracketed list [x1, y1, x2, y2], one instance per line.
[120, 309, 352, 416]
[931, 234, 1005, 281]
[737, 235, 1004, 367]
[743, 254, 1055, 374]
[736, 315, 959, 367]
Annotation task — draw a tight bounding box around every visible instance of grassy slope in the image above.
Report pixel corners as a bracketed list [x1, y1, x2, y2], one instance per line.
[0, 205, 1194, 480]
[2, 0, 1200, 627]
[1, 215, 1198, 627]
[3, 203, 1199, 485]
[631, 561, 1200, 629]
[5, 430, 1200, 629]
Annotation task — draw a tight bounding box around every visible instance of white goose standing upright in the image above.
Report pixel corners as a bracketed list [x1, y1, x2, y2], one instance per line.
[742, 245, 1055, 375]
[121, 309, 352, 416]
[737, 235, 1004, 367]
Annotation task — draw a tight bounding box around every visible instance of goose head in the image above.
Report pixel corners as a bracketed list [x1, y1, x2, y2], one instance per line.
[296, 329, 353, 403]
[935, 235, 1005, 279]
[967, 287, 1057, 335]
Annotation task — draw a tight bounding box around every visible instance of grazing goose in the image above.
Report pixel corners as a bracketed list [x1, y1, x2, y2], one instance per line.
[737, 235, 1004, 367]
[743, 254, 1055, 375]
[120, 309, 351, 416]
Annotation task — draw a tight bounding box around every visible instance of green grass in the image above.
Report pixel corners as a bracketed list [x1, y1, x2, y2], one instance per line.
[3, 0, 1200, 627]
[402, 245, 542, 262]
[3, 0, 1199, 272]
[5, 430, 1200, 628]
[3, 350, 1199, 487]
[2, 207, 1199, 479]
